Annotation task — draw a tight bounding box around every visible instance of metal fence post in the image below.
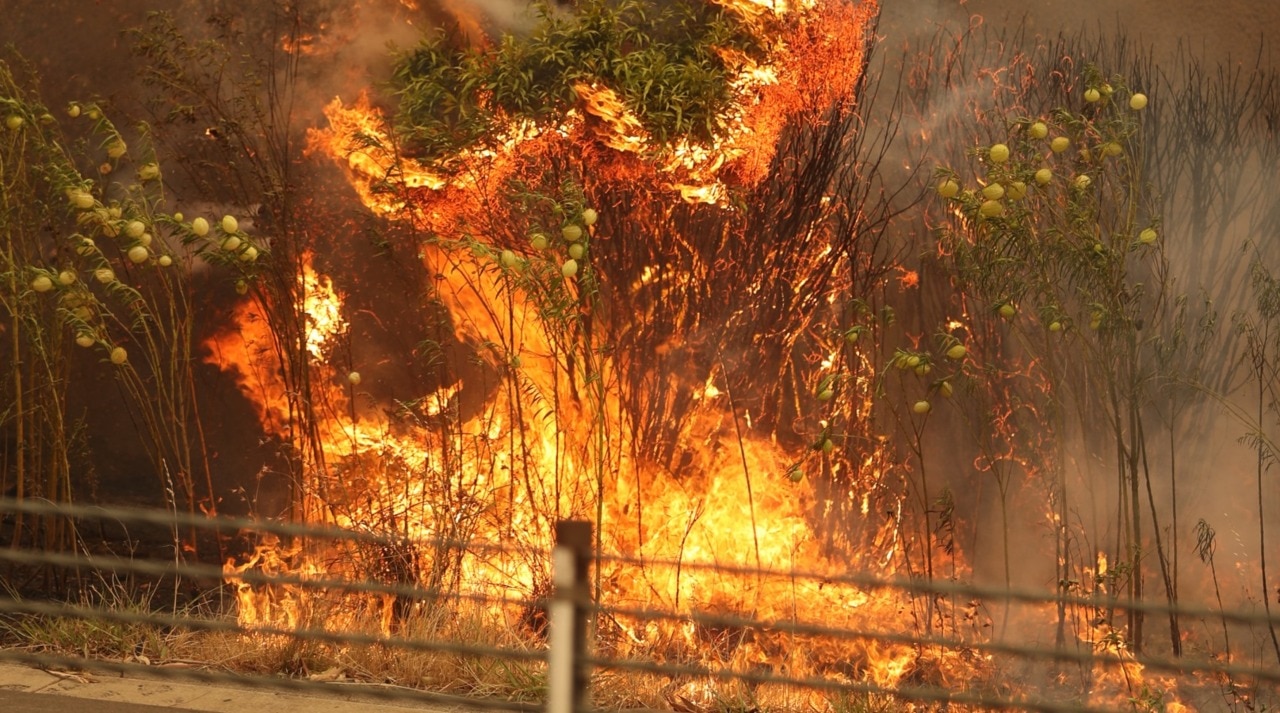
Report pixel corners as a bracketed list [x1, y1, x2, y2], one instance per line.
[547, 520, 592, 713]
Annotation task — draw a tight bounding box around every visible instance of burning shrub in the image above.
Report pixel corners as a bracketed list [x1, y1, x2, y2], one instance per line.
[393, 0, 767, 166]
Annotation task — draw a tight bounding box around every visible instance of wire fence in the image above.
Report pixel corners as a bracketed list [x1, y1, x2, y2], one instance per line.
[1, 497, 1277, 713]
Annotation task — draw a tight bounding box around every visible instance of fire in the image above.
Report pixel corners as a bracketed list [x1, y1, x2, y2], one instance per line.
[207, 0, 1021, 702]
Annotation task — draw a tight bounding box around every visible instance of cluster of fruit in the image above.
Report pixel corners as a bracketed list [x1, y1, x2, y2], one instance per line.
[497, 207, 599, 279]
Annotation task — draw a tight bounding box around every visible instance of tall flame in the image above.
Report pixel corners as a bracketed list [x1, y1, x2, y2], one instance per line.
[208, 0, 996, 697]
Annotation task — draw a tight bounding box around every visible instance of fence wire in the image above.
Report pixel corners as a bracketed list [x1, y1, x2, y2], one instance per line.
[1, 497, 1277, 713]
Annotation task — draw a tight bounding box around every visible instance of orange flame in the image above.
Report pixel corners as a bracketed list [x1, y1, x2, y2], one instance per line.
[207, 0, 1002, 697]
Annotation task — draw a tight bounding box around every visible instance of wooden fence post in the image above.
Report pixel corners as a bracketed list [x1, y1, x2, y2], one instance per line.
[547, 520, 592, 713]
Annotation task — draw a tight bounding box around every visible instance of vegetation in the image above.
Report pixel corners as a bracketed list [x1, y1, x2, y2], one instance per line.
[393, 0, 767, 164]
[0, 53, 269, 564]
[2, 1, 1280, 711]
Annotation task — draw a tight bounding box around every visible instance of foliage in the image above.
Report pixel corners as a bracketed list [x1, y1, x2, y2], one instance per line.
[0, 52, 265, 559]
[393, 0, 766, 165]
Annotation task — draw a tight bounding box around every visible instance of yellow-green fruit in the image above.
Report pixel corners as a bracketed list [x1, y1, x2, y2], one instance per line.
[1074, 174, 1092, 190]
[821, 439, 834, 455]
[234, 279, 248, 295]
[1034, 168, 1052, 185]
[979, 200, 1004, 218]
[110, 346, 128, 365]
[1129, 93, 1148, 110]
[1050, 136, 1070, 153]
[1049, 320, 1063, 332]
[915, 363, 932, 376]
[191, 217, 209, 236]
[125, 220, 145, 239]
[499, 249, 517, 268]
[981, 183, 1005, 200]
[347, 371, 362, 385]
[75, 334, 94, 348]
[67, 104, 81, 118]
[1102, 142, 1123, 157]
[531, 234, 549, 250]
[158, 255, 173, 267]
[989, 143, 1010, 164]
[1007, 181, 1027, 200]
[562, 224, 582, 242]
[139, 232, 152, 247]
[581, 208, 598, 226]
[137, 163, 160, 181]
[1139, 227, 1158, 245]
[31, 274, 54, 292]
[57, 270, 75, 285]
[221, 215, 238, 234]
[817, 388, 835, 401]
[938, 380, 954, 398]
[94, 268, 114, 284]
[69, 191, 95, 210]
[906, 354, 921, 368]
[5, 115, 24, 130]
[912, 400, 932, 415]
[561, 258, 579, 277]
[76, 239, 96, 256]
[946, 344, 966, 360]
[568, 243, 586, 260]
[221, 236, 242, 252]
[936, 178, 960, 198]
[788, 467, 804, 483]
[999, 303, 1016, 319]
[106, 140, 127, 159]
[173, 212, 184, 222]
[1028, 121, 1048, 139]
[127, 246, 149, 264]
[1084, 87, 1101, 103]
[844, 327, 860, 344]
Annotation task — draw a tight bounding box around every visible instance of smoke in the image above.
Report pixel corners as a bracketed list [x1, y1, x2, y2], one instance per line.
[873, 1, 1280, 658]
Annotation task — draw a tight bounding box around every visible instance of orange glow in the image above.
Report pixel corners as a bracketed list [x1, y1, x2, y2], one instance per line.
[210, 0, 1018, 697]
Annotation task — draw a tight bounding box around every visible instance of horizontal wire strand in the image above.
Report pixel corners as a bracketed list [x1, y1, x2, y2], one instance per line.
[0, 648, 539, 712]
[582, 656, 1125, 713]
[594, 551, 1280, 629]
[0, 597, 545, 664]
[0, 497, 514, 555]
[0, 546, 538, 611]
[592, 602, 1280, 685]
[4, 499, 1275, 711]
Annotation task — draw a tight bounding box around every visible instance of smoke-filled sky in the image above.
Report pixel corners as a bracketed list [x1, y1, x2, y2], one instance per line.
[4, 0, 1275, 116]
[886, 0, 1280, 67]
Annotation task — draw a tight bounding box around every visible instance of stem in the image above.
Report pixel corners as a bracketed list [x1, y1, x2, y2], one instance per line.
[717, 354, 763, 585]
[1138, 419, 1180, 655]
[1168, 395, 1179, 629]
[1255, 342, 1280, 665]
[8, 287, 23, 550]
[1128, 399, 1143, 654]
[1209, 558, 1230, 661]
